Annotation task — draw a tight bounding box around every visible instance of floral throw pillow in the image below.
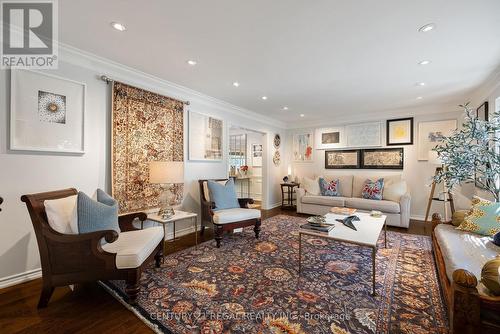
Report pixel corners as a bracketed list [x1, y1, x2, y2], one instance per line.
[457, 197, 500, 236]
[319, 177, 340, 197]
[361, 178, 384, 200]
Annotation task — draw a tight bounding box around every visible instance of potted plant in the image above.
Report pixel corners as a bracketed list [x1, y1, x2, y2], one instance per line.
[434, 103, 500, 202]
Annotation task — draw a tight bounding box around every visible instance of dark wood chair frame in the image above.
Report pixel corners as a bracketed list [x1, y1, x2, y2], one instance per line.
[431, 213, 500, 334]
[21, 188, 163, 308]
[198, 179, 261, 248]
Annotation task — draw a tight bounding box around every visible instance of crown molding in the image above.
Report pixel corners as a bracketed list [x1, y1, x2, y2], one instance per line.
[57, 42, 287, 129]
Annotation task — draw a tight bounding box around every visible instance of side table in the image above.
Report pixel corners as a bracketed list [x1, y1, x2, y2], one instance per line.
[280, 182, 300, 210]
[147, 210, 198, 262]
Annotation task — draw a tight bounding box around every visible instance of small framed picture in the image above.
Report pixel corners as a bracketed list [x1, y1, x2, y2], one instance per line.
[325, 150, 360, 169]
[10, 70, 86, 154]
[386, 117, 413, 146]
[476, 101, 489, 121]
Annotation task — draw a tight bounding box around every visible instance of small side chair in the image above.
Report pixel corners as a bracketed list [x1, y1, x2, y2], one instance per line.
[198, 179, 261, 247]
[21, 188, 163, 308]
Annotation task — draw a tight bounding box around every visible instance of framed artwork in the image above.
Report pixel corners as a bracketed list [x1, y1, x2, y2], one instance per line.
[417, 120, 457, 160]
[188, 111, 223, 161]
[315, 127, 345, 149]
[273, 134, 281, 149]
[252, 144, 263, 167]
[293, 132, 313, 162]
[325, 150, 360, 169]
[386, 117, 413, 145]
[10, 69, 85, 154]
[361, 148, 404, 169]
[476, 101, 489, 121]
[345, 122, 382, 147]
[273, 150, 281, 166]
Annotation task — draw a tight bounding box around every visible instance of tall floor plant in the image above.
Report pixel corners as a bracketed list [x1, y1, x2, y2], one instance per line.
[433, 103, 500, 202]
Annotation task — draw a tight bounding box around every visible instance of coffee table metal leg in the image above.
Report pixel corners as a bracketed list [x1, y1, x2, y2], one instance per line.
[162, 224, 167, 263]
[372, 246, 376, 296]
[298, 233, 302, 274]
[384, 222, 387, 248]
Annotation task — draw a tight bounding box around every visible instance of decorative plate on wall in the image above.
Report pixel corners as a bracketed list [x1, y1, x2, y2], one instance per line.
[273, 150, 281, 166]
[273, 134, 281, 149]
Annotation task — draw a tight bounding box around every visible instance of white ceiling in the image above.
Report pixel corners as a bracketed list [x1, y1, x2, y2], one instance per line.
[59, 0, 500, 126]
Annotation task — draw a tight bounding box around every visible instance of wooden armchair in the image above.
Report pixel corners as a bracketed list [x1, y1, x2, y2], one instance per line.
[21, 188, 163, 308]
[198, 179, 261, 247]
[431, 213, 500, 333]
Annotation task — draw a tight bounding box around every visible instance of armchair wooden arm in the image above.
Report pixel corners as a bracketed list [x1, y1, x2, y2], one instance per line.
[119, 212, 147, 231]
[238, 198, 254, 208]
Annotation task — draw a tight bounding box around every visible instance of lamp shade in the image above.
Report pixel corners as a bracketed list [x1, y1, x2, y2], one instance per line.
[428, 151, 443, 165]
[149, 161, 184, 184]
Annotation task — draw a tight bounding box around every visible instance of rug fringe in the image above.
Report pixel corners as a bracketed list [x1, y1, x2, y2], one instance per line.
[98, 281, 164, 334]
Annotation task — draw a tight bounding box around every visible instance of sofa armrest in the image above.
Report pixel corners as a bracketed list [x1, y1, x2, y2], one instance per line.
[296, 188, 306, 213]
[451, 269, 481, 333]
[398, 191, 411, 228]
[119, 212, 147, 232]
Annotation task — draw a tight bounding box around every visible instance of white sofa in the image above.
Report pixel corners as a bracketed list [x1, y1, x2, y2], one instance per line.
[296, 174, 411, 228]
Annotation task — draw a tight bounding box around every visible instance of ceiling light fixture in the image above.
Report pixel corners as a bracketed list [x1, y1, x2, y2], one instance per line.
[111, 22, 126, 31]
[416, 82, 426, 86]
[283, 106, 289, 110]
[300, 114, 305, 118]
[418, 23, 435, 33]
[418, 60, 431, 65]
[261, 96, 268, 100]
[416, 96, 423, 100]
[232, 82, 240, 87]
[187, 60, 197, 66]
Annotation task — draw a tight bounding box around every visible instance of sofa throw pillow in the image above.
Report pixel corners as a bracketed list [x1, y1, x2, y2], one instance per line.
[319, 177, 340, 197]
[44, 195, 78, 234]
[481, 257, 500, 296]
[361, 178, 384, 200]
[207, 178, 240, 211]
[451, 210, 469, 227]
[383, 180, 407, 202]
[302, 176, 320, 195]
[457, 198, 500, 236]
[77, 189, 120, 234]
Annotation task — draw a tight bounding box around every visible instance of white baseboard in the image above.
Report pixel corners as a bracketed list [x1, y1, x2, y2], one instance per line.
[267, 202, 282, 210]
[0, 268, 42, 289]
[410, 214, 426, 222]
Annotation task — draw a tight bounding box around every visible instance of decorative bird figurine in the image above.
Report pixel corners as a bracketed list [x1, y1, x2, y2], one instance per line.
[335, 215, 360, 231]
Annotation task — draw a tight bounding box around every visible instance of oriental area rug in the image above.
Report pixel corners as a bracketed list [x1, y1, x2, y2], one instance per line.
[101, 215, 448, 334]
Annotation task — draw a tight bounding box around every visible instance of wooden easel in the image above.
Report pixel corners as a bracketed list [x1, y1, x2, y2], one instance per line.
[425, 166, 455, 222]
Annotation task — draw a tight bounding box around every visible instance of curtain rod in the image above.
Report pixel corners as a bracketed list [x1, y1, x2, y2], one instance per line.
[100, 75, 190, 105]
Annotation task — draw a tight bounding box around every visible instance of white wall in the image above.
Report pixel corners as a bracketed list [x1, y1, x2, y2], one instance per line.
[0, 45, 286, 287]
[285, 107, 467, 220]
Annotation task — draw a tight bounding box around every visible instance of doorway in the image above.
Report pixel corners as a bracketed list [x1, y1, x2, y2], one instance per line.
[228, 125, 266, 209]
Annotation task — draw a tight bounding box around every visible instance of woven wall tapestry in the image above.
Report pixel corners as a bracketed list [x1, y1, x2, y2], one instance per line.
[112, 82, 184, 213]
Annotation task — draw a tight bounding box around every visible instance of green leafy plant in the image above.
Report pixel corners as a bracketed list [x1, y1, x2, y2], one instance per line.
[433, 102, 500, 202]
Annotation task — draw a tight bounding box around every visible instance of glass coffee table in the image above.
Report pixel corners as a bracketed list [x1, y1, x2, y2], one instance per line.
[298, 212, 387, 296]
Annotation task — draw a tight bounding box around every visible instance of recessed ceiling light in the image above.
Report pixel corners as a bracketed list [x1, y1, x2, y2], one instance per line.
[300, 114, 305, 118]
[261, 96, 268, 100]
[283, 106, 289, 110]
[416, 96, 423, 100]
[111, 22, 126, 31]
[416, 82, 426, 86]
[418, 60, 431, 65]
[187, 60, 197, 66]
[232, 82, 240, 87]
[418, 23, 435, 33]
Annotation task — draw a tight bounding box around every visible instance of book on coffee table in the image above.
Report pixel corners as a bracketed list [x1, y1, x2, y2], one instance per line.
[330, 207, 357, 215]
[300, 223, 335, 233]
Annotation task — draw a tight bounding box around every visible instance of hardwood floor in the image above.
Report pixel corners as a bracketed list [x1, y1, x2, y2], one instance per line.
[0, 209, 430, 334]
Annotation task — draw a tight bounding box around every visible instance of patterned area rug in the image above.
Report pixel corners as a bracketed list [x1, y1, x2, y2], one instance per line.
[101, 215, 448, 334]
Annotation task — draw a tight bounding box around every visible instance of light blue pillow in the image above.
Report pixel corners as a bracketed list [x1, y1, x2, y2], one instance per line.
[77, 189, 120, 234]
[207, 179, 240, 211]
[319, 177, 340, 196]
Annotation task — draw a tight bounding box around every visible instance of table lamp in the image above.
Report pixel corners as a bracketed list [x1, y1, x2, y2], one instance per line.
[149, 161, 184, 219]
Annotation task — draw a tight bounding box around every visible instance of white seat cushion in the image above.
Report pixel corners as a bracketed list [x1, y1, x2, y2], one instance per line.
[213, 208, 261, 224]
[102, 226, 164, 269]
[345, 198, 400, 214]
[301, 195, 346, 207]
[435, 224, 500, 294]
